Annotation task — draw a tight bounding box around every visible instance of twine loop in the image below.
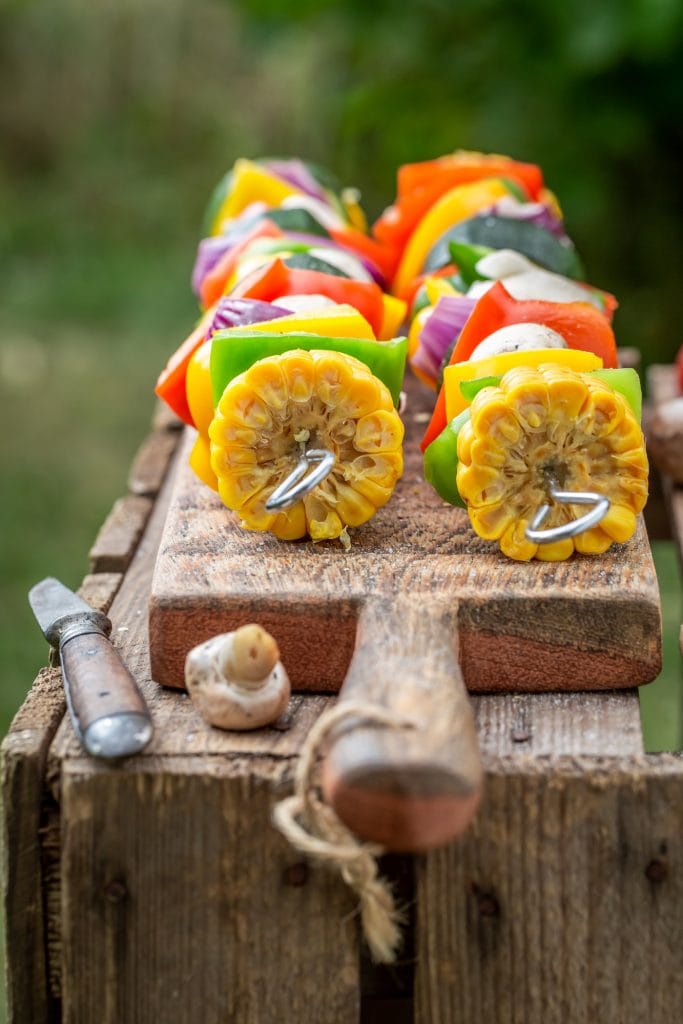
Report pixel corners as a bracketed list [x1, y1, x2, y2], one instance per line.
[272, 700, 415, 963]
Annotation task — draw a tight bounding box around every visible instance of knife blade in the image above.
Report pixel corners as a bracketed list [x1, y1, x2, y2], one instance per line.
[28, 577, 153, 760]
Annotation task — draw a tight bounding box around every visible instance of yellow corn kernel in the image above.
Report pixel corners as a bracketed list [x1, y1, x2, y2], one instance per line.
[347, 451, 403, 489]
[248, 358, 289, 412]
[499, 520, 538, 562]
[217, 380, 274, 431]
[217, 468, 267, 511]
[315, 352, 355, 407]
[281, 350, 315, 403]
[457, 463, 512, 508]
[210, 445, 257, 475]
[238, 493, 278, 533]
[348, 475, 393, 509]
[469, 502, 515, 541]
[304, 494, 344, 541]
[326, 479, 377, 527]
[574, 527, 613, 555]
[337, 373, 384, 419]
[271, 503, 307, 541]
[208, 419, 259, 447]
[535, 538, 576, 561]
[469, 438, 507, 469]
[456, 420, 475, 466]
[354, 410, 405, 453]
[600, 504, 637, 544]
[469, 395, 521, 445]
[544, 369, 589, 422]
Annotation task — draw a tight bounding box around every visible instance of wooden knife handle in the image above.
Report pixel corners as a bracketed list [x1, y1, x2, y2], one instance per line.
[321, 598, 482, 852]
[60, 630, 152, 758]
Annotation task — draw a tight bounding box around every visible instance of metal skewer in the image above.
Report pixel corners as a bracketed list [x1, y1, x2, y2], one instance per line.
[265, 448, 336, 512]
[525, 474, 610, 545]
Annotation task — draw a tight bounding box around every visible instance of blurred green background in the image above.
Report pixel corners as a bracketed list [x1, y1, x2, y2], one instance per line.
[1, 0, 682, 1016]
[2, 7, 683, 739]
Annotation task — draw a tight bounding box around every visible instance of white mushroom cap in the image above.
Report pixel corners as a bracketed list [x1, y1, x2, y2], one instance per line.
[185, 624, 291, 731]
[468, 321, 568, 361]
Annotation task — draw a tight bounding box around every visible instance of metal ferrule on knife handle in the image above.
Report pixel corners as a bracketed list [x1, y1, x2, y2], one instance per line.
[59, 628, 153, 759]
[29, 577, 153, 760]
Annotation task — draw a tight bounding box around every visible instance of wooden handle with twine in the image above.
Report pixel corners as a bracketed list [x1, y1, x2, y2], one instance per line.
[272, 700, 416, 963]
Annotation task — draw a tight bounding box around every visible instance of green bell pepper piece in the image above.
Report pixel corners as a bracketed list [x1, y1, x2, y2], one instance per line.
[211, 331, 408, 408]
[423, 409, 471, 508]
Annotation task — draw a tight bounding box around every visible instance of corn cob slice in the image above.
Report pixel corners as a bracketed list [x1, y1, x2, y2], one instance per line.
[209, 349, 404, 541]
[456, 364, 648, 561]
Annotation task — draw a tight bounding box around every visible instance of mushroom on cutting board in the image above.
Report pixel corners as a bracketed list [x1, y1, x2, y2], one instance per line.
[185, 624, 290, 730]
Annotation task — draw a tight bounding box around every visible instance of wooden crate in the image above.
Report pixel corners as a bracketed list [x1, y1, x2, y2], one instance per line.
[4, 373, 683, 1024]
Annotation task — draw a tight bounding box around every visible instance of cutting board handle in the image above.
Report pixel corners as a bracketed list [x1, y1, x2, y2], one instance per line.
[320, 597, 482, 852]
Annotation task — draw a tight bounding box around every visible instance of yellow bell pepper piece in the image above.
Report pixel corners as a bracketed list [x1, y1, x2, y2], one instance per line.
[342, 187, 368, 232]
[210, 159, 302, 233]
[189, 434, 219, 491]
[186, 339, 214, 436]
[425, 276, 461, 304]
[392, 178, 512, 297]
[233, 304, 376, 340]
[444, 348, 603, 422]
[378, 294, 407, 340]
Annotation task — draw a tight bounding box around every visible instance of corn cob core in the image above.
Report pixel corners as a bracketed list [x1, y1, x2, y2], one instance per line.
[456, 364, 649, 561]
[208, 349, 404, 541]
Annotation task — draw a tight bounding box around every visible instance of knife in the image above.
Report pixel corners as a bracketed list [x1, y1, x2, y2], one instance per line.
[28, 577, 153, 760]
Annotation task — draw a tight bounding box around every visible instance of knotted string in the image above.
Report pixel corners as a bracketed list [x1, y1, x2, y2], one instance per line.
[272, 700, 415, 963]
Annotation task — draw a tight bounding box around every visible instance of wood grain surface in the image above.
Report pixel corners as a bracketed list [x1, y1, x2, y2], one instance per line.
[9, 379, 683, 1022]
[150, 376, 661, 693]
[322, 599, 483, 851]
[415, 754, 683, 1024]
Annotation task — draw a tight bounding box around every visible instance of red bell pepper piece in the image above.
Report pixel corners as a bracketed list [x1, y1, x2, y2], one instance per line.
[230, 258, 386, 337]
[374, 157, 544, 252]
[199, 220, 284, 308]
[420, 282, 619, 451]
[328, 225, 400, 282]
[155, 305, 216, 425]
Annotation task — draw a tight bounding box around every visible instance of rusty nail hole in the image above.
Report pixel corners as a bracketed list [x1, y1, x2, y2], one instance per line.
[271, 712, 293, 732]
[283, 862, 309, 887]
[471, 882, 500, 917]
[104, 880, 128, 904]
[511, 728, 531, 743]
[645, 859, 668, 884]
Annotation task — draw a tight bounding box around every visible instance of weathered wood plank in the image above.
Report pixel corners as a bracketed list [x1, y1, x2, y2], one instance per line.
[60, 758, 359, 1024]
[88, 495, 154, 573]
[415, 754, 683, 1024]
[2, 571, 122, 1023]
[151, 398, 183, 433]
[472, 689, 644, 758]
[2, 667, 63, 1024]
[127, 429, 179, 497]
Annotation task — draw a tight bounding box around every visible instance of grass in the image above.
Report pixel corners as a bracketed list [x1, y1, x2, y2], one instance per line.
[641, 541, 683, 751]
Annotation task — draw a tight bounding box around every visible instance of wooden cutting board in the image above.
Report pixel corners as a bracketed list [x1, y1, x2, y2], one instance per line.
[148, 376, 661, 849]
